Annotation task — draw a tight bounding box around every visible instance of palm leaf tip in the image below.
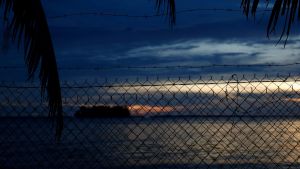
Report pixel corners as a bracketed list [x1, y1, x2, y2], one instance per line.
[251, 0, 260, 16]
[0, 0, 63, 140]
[242, 0, 299, 45]
[155, 0, 176, 26]
[241, 0, 261, 18]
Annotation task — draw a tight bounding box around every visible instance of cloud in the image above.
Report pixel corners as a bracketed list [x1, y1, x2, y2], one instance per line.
[126, 37, 300, 65]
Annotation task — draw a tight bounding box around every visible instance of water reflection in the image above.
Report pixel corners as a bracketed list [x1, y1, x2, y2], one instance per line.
[1, 117, 300, 168]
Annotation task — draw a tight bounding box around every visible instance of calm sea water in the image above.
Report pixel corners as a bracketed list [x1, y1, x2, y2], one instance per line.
[1, 117, 300, 169]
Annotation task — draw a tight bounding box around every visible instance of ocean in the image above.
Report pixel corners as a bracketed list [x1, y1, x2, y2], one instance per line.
[1, 117, 300, 169]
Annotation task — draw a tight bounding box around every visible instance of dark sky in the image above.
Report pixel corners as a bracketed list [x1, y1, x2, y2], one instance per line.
[1, 0, 300, 81]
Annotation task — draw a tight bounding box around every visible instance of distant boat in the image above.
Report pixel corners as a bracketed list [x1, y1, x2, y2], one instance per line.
[74, 105, 130, 118]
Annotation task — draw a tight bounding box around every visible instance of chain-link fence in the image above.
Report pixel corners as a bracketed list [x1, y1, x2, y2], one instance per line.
[1, 74, 300, 169]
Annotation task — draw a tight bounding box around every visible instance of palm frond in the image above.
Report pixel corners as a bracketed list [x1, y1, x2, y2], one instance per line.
[155, 0, 176, 26]
[0, 0, 63, 140]
[242, 0, 299, 46]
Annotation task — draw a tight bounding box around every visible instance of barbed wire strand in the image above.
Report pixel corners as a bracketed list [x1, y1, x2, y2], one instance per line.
[0, 62, 299, 71]
[48, 8, 272, 19]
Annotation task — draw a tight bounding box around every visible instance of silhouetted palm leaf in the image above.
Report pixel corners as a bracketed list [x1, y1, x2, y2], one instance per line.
[156, 0, 298, 45]
[241, 0, 299, 46]
[0, 0, 63, 140]
[155, 0, 176, 26]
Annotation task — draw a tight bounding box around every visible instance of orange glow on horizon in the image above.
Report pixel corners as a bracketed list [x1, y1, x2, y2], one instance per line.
[128, 105, 179, 116]
[284, 98, 300, 103]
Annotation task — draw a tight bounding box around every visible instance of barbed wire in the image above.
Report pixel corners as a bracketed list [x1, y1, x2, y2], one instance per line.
[48, 8, 272, 19]
[0, 7, 272, 21]
[0, 62, 299, 71]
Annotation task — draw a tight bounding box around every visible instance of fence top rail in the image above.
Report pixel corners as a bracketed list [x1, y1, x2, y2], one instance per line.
[0, 73, 299, 89]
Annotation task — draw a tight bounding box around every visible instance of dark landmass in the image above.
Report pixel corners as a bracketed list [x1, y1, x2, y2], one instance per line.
[74, 105, 130, 118]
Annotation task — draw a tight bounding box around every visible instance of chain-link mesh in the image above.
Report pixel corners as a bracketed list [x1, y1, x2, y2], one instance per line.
[1, 74, 300, 169]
